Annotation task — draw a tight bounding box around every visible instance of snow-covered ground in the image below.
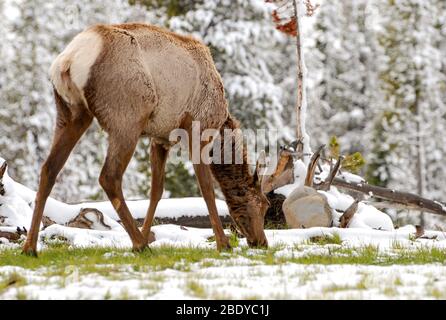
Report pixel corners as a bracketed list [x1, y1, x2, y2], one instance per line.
[2, 259, 446, 300]
[2, 223, 446, 251]
[1, 224, 446, 300]
[2, 158, 446, 300]
[0, 157, 229, 232]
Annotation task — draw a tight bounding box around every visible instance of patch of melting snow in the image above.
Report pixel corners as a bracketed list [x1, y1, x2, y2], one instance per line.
[2, 224, 446, 253]
[2, 262, 446, 299]
[2, 219, 446, 299]
[103, 251, 135, 259]
[274, 244, 350, 259]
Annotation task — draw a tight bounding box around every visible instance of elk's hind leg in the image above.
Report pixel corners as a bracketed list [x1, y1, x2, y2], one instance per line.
[23, 96, 93, 256]
[141, 142, 169, 242]
[99, 133, 147, 251]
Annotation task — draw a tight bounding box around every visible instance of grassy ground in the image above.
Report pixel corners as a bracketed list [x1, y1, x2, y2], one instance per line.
[1, 236, 446, 299]
[2, 241, 446, 272]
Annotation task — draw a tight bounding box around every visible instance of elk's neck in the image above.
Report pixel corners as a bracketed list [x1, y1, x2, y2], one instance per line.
[210, 115, 253, 214]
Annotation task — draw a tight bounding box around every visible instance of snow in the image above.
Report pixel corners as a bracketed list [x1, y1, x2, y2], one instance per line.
[348, 203, 394, 231]
[0, 263, 445, 300]
[2, 216, 446, 300]
[3, 155, 398, 243]
[340, 171, 365, 184]
[68, 198, 229, 222]
[0, 159, 37, 230]
[274, 158, 395, 231]
[0, 159, 229, 232]
[1, 223, 441, 253]
[2, 159, 446, 301]
[275, 159, 307, 197]
[2, 230, 446, 299]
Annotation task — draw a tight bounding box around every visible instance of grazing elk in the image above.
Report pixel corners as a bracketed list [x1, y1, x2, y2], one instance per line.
[22, 23, 269, 256]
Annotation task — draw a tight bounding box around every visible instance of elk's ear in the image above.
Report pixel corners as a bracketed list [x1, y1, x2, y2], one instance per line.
[253, 151, 266, 188]
[0, 161, 7, 178]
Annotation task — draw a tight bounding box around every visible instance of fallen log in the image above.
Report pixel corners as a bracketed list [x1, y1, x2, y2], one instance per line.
[0, 231, 20, 241]
[363, 201, 423, 212]
[263, 144, 446, 219]
[0, 227, 26, 242]
[134, 192, 288, 229]
[67, 208, 112, 230]
[135, 215, 233, 229]
[329, 178, 446, 217]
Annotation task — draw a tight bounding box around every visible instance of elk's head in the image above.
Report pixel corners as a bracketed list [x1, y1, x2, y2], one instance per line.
[231, 155, 269, 248]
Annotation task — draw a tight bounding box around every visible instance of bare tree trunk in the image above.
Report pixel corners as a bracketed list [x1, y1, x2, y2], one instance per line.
[292, 0, 305, 157]
[415, 115, 425, 226]
[414, 77, 426, 226]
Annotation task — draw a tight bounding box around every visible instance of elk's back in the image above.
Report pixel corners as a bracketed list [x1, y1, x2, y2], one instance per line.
[50, 23, 228, 143]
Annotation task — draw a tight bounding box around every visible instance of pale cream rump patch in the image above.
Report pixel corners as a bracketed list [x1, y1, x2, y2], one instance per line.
[49, 29, 103, 106]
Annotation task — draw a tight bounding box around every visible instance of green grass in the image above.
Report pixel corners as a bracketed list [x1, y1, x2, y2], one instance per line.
[15, 289, 29, 300]
[1, 244, 446, 300]
[308, 233, 343, 245]
[0, 271, 27, 294]
[186, 280, 206, 298]
[0, 246, 224, 272]
[1, 244, 446, 276]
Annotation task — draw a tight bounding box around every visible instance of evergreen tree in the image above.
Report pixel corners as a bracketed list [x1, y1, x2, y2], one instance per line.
[306, 0, 378, 157]
[167, 0, 293, 135]
[0, 0, 151, 201]
[368, 0, 445, 225]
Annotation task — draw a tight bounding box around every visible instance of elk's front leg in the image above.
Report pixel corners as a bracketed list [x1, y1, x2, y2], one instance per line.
[193, 163, 231, 251]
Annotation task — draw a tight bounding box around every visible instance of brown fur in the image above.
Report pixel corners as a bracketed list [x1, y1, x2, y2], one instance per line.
[23, 23, 267, 256]
[83, 23, 227, 142]
[210, 116, 255, 211]
[210, 115, 269, 246]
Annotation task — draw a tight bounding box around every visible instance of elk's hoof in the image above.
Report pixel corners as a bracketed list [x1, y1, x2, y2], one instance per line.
[22, 245, 38, 257]
[132, 242, 149, 253]
[217, 240, 232, 252]
[247, 238, 269, 249]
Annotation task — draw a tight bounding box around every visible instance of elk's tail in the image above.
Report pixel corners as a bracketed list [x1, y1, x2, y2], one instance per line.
[49, 29, 103, 118]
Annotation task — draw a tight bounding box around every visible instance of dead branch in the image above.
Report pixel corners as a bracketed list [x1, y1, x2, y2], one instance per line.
[260, 142, 446, 220]
[317, 156, 344, 191]
[42, 216, 56, 228]
[415, 225, 424, 239]
[340, 200, 359, 228]
[330, 178, 446, 217]
[304, 0, 320, 16]
[0, 231, 20, 241]
[0, 227, 25, 242]
[66, 208, 112, 230]
[262, 148, 295, 193]
[304, 144, 324, 187]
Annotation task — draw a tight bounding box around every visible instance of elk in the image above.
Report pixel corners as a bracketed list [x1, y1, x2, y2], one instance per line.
[22, 23, 269, 256]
